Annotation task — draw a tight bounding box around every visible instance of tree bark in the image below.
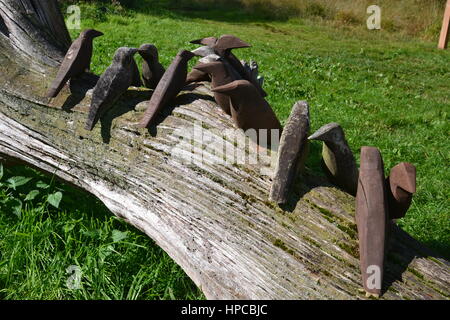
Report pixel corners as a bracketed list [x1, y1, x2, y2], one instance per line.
[0, 0, 449, 300]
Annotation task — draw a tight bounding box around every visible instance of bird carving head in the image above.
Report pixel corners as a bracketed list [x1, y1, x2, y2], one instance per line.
[389, 162, 416, 195]
[190, 37, 218, 47]
[178, 50, 196, 61]
[215, 35, 251, 53]
[360, 146, 384, 171]
[138, 44, 159, 60]
[308, 122, 345, 143]
[113, 47, 139, 65]
[81, 29, 104, 39]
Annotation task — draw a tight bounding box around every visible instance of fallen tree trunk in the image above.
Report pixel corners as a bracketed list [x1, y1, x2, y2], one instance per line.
[0, 0, 449, 300]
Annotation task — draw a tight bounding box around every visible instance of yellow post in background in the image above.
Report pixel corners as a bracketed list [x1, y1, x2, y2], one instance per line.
[438, 0, 450, 49]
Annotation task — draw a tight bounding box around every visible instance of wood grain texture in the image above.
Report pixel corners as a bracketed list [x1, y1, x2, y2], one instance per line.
[0, 0, 449, 300]
[0, 0, 70, 70]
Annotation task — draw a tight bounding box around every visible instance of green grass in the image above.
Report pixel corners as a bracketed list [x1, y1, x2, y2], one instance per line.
[0, 165, 204, 299]
[1, 1, 449, 299]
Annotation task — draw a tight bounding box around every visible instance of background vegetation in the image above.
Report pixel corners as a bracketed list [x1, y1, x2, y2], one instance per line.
[60, 0, 448, 40]
[1, 0, 449, 299]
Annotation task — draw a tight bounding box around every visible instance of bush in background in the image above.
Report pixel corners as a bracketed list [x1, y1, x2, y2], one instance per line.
[186, 0, 446, 40]
[57, 0, 448, 47]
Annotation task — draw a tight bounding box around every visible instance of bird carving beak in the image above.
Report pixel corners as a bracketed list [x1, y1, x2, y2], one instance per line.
[215, 35, 251, 51]
[190, 39, 204, 44]
[308, 123, 341, 141]
[308, 131, 325, 141]
[190, 37, 217, 47]
[181, 50, 195, 60]
[93, 30, 104, 37]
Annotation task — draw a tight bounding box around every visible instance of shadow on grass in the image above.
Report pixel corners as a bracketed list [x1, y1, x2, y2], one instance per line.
[0, 163, 112, 220]
[0, 163, 204, 299]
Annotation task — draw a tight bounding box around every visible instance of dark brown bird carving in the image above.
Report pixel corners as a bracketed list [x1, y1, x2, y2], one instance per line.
[355, 146, 389, 298]
[85, 47, 139, 131]
[212, 80, 282, 145]
[386, 162, 416, 220]
[186, 48, 220, 84]
[190, 35, 267, 97]
[138, 44, 166, 90]
[138, 50, 195, 128]
[308, 123, 359, 196]
[47, 29, 104, 98]
[194, 60, 241, 115]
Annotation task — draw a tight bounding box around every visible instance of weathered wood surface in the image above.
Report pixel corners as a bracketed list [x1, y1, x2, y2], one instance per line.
[0, 0, 449, 300]
[0, 0, 70, 70]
